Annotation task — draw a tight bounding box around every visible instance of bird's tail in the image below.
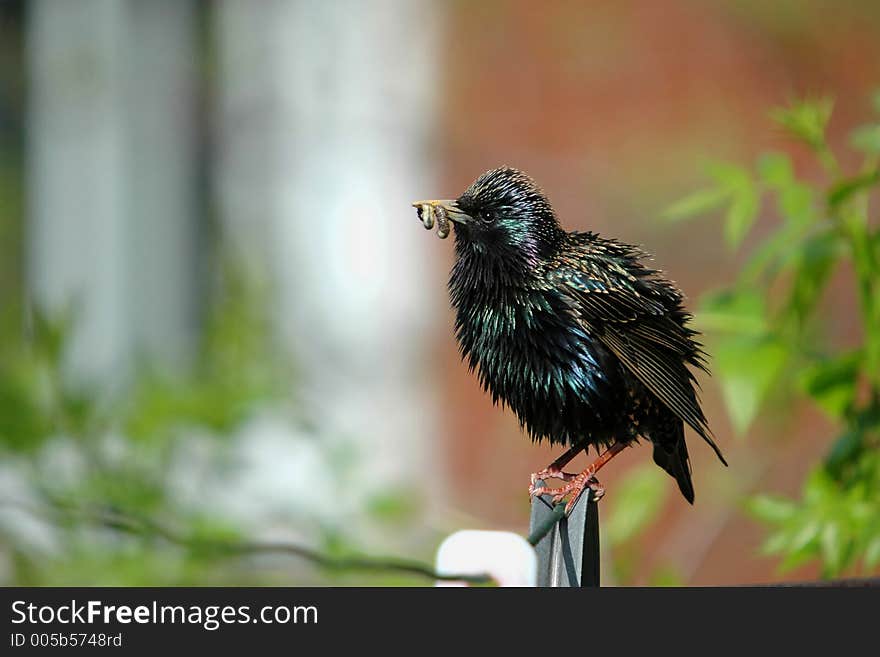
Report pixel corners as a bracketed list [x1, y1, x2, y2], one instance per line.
[652, 423, 695, 505]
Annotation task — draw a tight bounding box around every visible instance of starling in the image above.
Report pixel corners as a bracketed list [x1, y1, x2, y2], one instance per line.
[414, 166, 727, 512]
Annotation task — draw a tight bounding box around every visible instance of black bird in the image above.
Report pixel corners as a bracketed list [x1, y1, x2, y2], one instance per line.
[414, 166, 727, 512]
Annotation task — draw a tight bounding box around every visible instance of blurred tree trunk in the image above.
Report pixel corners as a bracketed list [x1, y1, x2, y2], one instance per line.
[215, 0, 446, 506]
[26, 0, 198, 383]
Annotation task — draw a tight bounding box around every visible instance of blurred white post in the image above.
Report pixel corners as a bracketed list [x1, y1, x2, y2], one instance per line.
[27, 0, 130, 382]
[125, 0, 199, 367]
[27, 0, 198, 382]
[215, 0, 445, 511]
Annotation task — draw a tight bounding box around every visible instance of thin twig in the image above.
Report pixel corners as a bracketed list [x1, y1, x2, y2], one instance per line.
[1, 499, 494, 585]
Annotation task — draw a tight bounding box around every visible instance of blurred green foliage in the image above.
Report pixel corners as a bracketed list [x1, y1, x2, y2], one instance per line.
[603, 463, 678, 585]
[0, 261, 297, 585]
[666, 92, 880, 577]
[0, 256, 437, 585]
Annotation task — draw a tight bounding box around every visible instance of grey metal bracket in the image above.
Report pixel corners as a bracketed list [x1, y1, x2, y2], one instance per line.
[528, 481, 600, 587]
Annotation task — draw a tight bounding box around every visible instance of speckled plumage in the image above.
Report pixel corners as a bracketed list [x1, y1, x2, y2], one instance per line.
[444, 166, 727, 503]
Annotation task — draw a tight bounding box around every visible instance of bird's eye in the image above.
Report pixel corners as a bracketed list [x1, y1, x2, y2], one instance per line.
[480, 210, 494, 224]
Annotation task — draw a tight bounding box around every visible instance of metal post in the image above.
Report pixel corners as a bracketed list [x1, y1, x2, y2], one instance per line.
[529, 482, 600, 587]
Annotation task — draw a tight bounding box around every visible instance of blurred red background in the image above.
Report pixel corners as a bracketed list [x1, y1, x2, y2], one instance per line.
[433, 0, 880, 585]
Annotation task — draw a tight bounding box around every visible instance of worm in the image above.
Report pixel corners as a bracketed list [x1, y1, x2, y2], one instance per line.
[434, 204, 450, 239]
[415, 202, 451, 239]
[418, 203, 435, 230]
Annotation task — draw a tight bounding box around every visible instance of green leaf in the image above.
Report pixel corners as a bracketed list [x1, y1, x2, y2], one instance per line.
[747, 495, 798, 524]
[820, 522, 845, 575]
[724, 178, 760, 249]
[778, 182, 816, 226]
[757, 152, 794, 187]
[699, 290, 784, 431]
[738, 176, 815, 282]
[778, 546, 818, 573]
[662, 186, 729, 222]
[770, 98, 834, 151]
[789, 518, 822, 553]
[605, 464, 668, 545]
[825, 430, 864, 479]
[696, 289, 768, 336]
[850, 124, 880, 155]
[828, 169, 880, 208]
[701, 163, 760, 249]
[798, 352, 860, 419]
[706, 162, 749, 188]
[714, 334, 788, 434]
[780, 232, 840, 325]
[804, 467, 838, 505]
[740, 223, 802, 282]
[761, 528, 792, 555]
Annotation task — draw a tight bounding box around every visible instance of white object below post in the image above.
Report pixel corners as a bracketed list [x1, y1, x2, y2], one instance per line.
[435, 530, 537, 587]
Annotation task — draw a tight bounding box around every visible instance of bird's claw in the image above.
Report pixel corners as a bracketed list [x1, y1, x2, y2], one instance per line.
[529, 472, 605, 513]
[528, 467, 577, 495]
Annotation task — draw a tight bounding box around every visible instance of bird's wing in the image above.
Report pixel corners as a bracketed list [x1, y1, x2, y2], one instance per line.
[548, 238, 727, 464]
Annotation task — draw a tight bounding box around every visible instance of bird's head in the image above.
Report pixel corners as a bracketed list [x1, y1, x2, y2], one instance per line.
[414, 166, 563, 263]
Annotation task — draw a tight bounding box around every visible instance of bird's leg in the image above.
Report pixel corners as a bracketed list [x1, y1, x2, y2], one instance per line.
[530, 442, 628, 513]
[528, 442, 587, 495]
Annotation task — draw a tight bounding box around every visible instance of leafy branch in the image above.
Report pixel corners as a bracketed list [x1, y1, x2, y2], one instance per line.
[3, 499, 495, 585]
[664, 91, 880, 577]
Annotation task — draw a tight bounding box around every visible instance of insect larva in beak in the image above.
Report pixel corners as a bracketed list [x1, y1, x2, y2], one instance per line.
[435, 204, 450, 239]
[419, 203, 435, 230]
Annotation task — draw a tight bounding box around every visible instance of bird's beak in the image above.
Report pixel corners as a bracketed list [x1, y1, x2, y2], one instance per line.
[410, 199, 472, 225]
